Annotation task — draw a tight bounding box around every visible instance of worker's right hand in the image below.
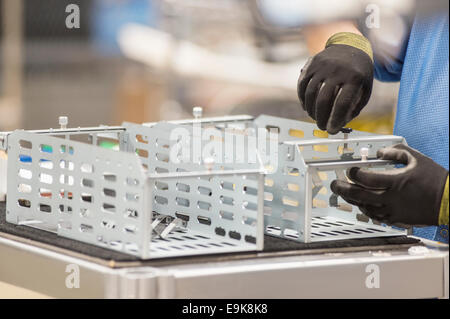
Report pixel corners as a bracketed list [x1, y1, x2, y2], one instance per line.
[297, 32, 374, 134]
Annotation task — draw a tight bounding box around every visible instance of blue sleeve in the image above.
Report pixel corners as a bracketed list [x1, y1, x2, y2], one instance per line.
[358, 16, 413, 82]
[373, 54, 405, 82]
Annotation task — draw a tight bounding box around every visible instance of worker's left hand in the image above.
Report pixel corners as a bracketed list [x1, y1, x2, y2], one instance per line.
[330, 144, 449, 226]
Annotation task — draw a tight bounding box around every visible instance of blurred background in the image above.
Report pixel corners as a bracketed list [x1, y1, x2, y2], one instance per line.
[0, 0, 402, 133]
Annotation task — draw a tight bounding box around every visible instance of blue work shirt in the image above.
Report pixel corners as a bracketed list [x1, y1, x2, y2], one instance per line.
[370, 13, 449, 242]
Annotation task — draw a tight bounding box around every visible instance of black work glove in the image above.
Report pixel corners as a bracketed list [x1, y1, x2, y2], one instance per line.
[330, 144, 449, 226]
[298, 32, 374, 134]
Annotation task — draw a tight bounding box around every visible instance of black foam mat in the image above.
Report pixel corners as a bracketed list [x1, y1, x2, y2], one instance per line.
[0, 202, 420, 263]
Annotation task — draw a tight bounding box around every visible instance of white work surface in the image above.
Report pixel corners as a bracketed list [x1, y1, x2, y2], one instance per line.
[0, 234, 448, 299]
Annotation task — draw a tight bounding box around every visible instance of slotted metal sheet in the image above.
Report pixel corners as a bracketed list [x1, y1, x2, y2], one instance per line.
[253, 115, 407, 242]
[5, 120, 266, 259]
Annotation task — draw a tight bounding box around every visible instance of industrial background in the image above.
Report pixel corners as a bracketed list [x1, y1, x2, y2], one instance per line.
[0, 0, 399, 134]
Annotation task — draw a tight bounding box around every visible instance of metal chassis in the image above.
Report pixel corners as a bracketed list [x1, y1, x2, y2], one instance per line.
[1, 114, 409, 260]
[2, 117, 265, 259]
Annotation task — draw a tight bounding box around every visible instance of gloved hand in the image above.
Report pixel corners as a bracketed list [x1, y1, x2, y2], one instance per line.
[298, 32, 374, 134]
[330, 144, 449, 226]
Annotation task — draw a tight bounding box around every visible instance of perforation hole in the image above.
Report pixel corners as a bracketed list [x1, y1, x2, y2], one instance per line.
[289, 129, 304, 138]
[136, 134, 149, 144]
[59, 205, 73, 214]
[38, 204, 51, 213]
[176, 197, 190, 207]
[124, 225, 137, 234]
[19, 140, 32, 149]
[156, 138, 170, 149]
[18, 184, 32, 193]
[286, 183, 299, 192]
[215, 227, 226, 236]
[243, 186, 257, 196]
[59, 174, 73, 186]
[243, 216, 257, 226]
[101, 219, 116, 229]
[264, 192, 273, 201]
[19, 169, 32, 180]
[103, 173, 117, 182]
[175, 212, 190, 222]
[313, 199, 327, 208]
[39, 159, 53, 169]
[103, 188, 116, 198]
[245, 235, 256, 243]
[176, 183, 190, 192]
[81, 193, 93, 203]
[39, 188, 52, 198]
[155, 181, 168, 190]
[220, 210, 234, 221]
[126, 192, 139, 202]
[103, 203, 116, 213]
[155, 167, 168, 173]
[243, 201, 257, 211]
[82, 178, 94, 188]
[313, 130, 328, 138]
[265, 179, 274, 187]
[198, 186, 212, 196]
[229, 231, 241, 241]
[18, 199, 31, 208]
[40, 144, 53, 154]
[126, 177, 140, 187]
[285, 167, 300, 176]
[312, 232, 326, 237]
[155, 196, 168, 205]
[80, 224, 93, 233]
[40, 173, 53, 184]
[60, 145, 74, 155]
[198, 201, 211, 211]
[220, 181, 235, 191]
[60, 189, 73, 200]
[366, 228, 385, 233]
[313, 145, 329, 152]
[125, 209, 138, 219]
[220, 195, 234, 206]
[282, 196, 299, 207]
[81, 163, 93, 173]
[59, 160, 74, 171]
[156, 153, 169, 162]
[136, 149, 149, 158]
[19, 155, 32, 164]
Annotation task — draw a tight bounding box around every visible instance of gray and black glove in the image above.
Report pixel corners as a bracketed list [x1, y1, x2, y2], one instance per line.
[298, 32, 374, 134]
[330, 144, 449, 226]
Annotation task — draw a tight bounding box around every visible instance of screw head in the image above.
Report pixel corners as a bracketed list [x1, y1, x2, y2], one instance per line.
[340, 127, 353, 134]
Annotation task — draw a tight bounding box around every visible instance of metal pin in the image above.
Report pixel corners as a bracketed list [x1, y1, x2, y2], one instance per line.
[360, 147, 369, 162]
[193, 106, 203, 119]
[59, 116, 68, 130]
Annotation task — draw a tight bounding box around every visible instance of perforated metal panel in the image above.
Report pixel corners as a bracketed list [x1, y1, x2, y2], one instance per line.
[5, 119, 265, 259]
[253, 115, 407, 242]
[6, 131, 150, 256]
[124, 121, 265, 251]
